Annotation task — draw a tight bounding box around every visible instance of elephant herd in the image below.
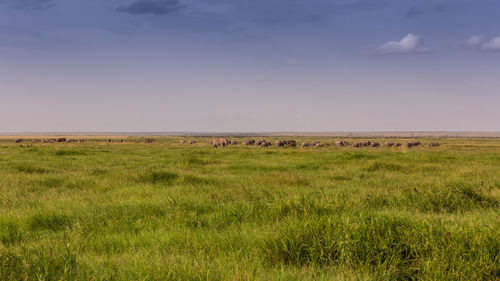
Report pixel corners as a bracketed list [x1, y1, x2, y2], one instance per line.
[338, 140, 434, 148]
[210, 138, 439, 148]
[275, 140, 297, 147]
[302, 141, 327, 147]
[210, 138, 238, 147]
[15, 138, 86, 144]
[14, 138, 130, 144]
[12, 137, 440, 148]
[209, 138, 275, 147]
[351, 141, 381, 147]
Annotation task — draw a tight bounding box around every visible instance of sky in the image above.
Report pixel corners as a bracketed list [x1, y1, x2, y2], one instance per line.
[1, 0, 499, 132]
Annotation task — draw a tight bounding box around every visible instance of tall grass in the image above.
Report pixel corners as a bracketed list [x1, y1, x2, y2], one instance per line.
[0, 137, 498, 280]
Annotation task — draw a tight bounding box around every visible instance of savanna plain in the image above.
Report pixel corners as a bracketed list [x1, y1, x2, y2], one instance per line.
[0, 136, 499, 280]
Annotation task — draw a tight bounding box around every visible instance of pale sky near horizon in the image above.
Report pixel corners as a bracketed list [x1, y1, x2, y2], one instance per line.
[1, 0, 499, 132]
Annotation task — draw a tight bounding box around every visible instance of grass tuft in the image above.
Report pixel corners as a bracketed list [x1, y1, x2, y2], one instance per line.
[15, 164, 49, 174]
[0, 246, 80, 281]
[55, 150, 87, 156]
[138, 170, 179, 185]
[28, 212, 73, 232]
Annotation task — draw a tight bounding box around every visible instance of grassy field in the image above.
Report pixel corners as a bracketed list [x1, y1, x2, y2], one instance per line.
[0, 137, 499, 280]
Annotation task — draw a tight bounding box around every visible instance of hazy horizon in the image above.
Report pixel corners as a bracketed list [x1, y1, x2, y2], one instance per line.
[2, 131, 500, 139]
[2, 0, 499, 132]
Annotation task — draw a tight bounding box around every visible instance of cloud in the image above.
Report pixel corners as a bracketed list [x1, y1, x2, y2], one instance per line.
[466, 35, 486, 46]
[373, 34, 429, 55]
[111, 0, 387, 35]
[481, 37, 500, 51]
[465, 35, 500, 51]
[0, 0, 52, 10]
[117, 0, 184, 16]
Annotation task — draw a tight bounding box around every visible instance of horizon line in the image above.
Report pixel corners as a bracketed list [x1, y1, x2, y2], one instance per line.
[1, 131, 500, 138]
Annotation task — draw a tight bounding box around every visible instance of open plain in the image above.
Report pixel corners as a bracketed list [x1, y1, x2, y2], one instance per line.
[0, 136, 499, 280]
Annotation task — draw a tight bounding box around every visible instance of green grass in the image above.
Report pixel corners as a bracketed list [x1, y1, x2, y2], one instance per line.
[0, 137, 499, 280]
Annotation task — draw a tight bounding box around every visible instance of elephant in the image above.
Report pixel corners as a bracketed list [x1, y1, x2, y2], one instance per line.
[428, 142, 440, 148]
[352, 142, 364, 148]
[211, 138, 228, 147]
[406, 141, 422, 148]
[244, 140, 255, 145]
[311, 141, 321, 147]
[275, 140, 285, 147]
[312, 142, 325, 147]
[260, 140, 272, 147]
[336, 140, 349, 147]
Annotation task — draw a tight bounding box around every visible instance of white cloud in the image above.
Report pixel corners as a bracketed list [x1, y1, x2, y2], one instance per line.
[374, 33, 429, 55]
[481, 36, 500, 51]
[466, 35, 486, 46]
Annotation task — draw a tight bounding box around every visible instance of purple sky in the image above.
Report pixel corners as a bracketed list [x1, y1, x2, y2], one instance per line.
[1, 0, 499, 132]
